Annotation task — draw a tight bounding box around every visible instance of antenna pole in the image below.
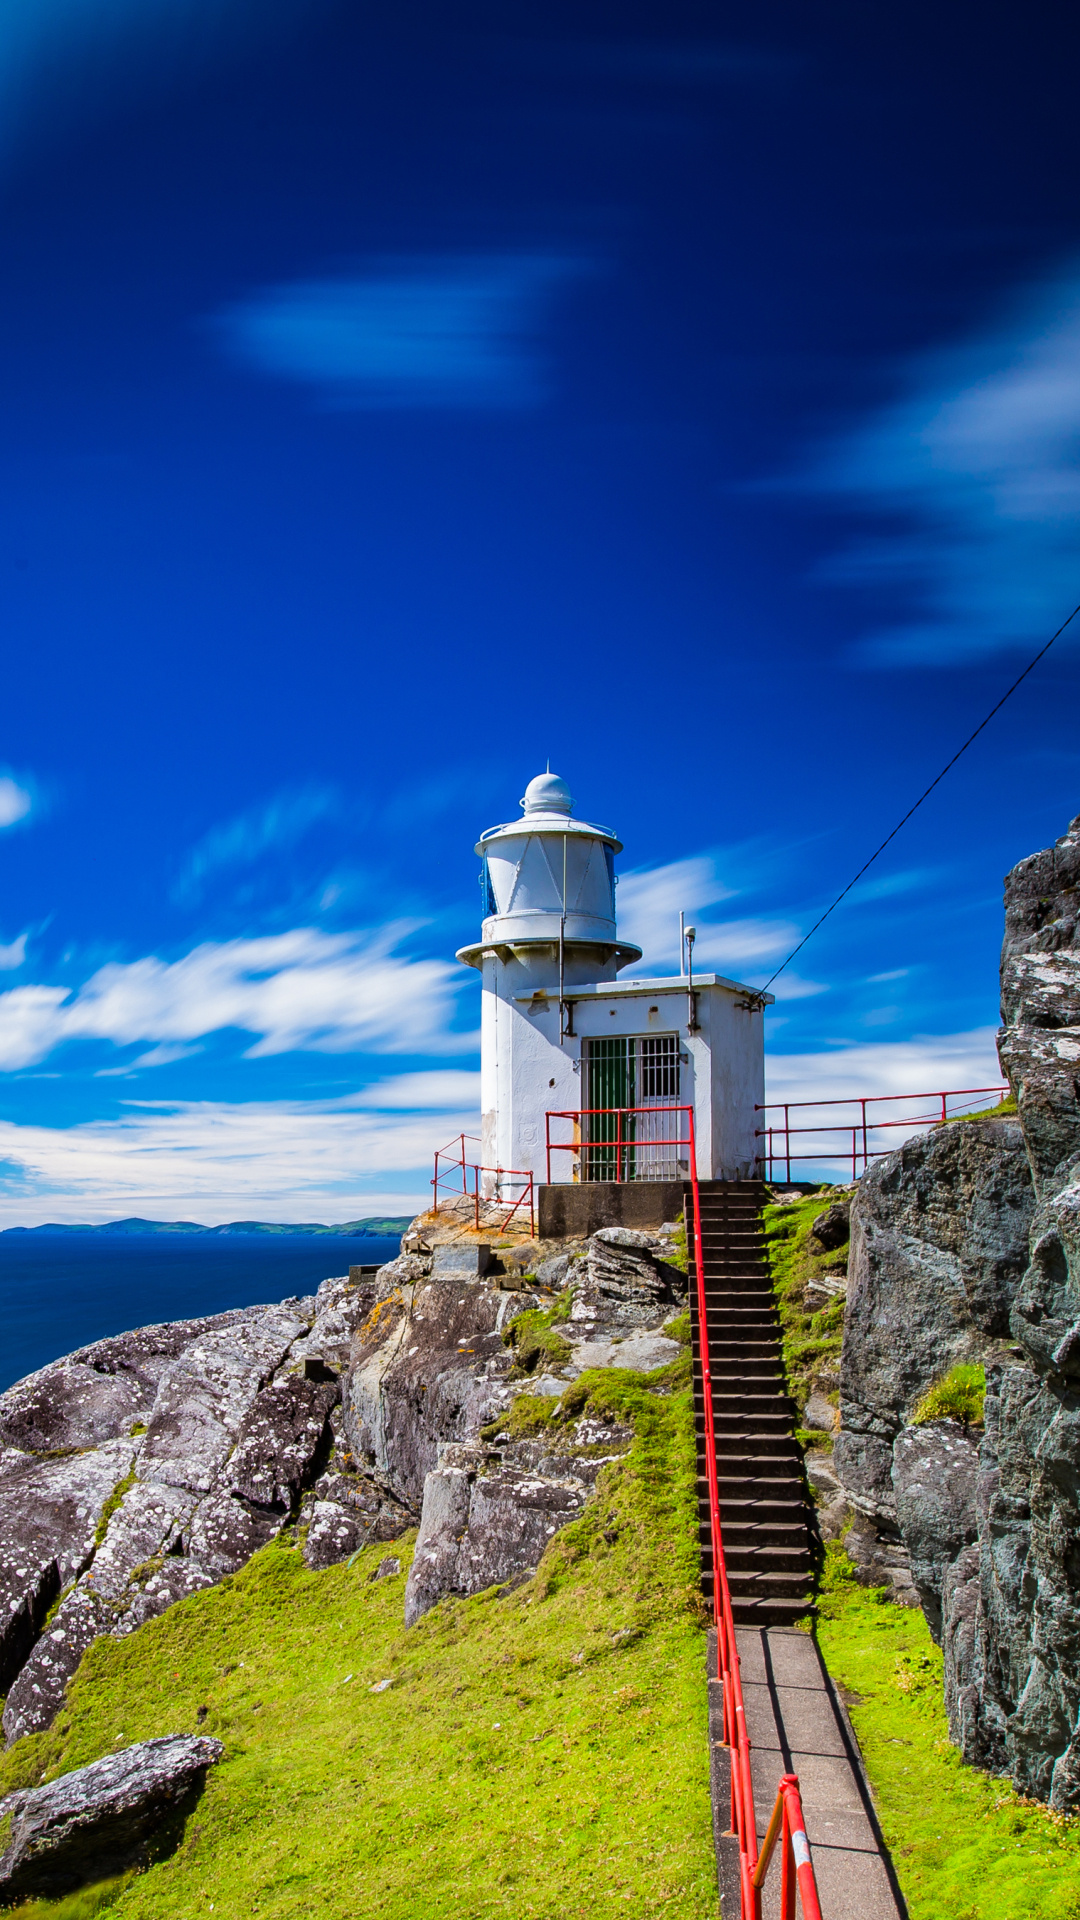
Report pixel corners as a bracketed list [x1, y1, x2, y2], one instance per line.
[559, 833, 567, 1044]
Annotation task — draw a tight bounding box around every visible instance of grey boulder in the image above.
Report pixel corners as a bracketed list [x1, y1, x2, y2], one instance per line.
[891, 1420, 980, 1639]
[404, 1442, 589, 1627]
[0, 1734, 223, 1899]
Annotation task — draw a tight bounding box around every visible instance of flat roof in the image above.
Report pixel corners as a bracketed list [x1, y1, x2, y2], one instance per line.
[512, 972, 773, 1006]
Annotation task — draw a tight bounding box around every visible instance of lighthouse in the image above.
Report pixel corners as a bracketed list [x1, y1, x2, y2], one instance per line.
[457, 771, 770, 1229]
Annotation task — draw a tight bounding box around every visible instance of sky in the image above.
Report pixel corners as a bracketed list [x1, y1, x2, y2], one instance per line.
[0, 0, 1076, 1223]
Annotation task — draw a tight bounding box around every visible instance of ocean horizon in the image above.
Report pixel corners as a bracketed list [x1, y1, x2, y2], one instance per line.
[0, 1230, 401, 1393]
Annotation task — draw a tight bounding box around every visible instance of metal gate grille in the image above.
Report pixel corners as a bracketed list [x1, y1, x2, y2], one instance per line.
[583, 1035, 681, 1180]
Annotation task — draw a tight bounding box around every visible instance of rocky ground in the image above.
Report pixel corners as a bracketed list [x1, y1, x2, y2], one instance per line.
[0, 1206, 687, 1749]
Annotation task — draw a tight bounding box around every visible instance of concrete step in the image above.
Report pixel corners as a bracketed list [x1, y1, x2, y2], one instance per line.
[701, 1496, 810, 1527]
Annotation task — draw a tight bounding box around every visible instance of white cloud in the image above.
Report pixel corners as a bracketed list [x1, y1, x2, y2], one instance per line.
[617, 854, 797, 980]
[808, 267, 1080, 665]
[0, 1092, 480, 1226]
[174, 788, 337, 902]
[0, 925, 475, 1071]
[346, 1071, 482, 1110]
[765, 971, 828, 1001]
[0, 933, 27, 969]
[0, 779, 31, 830]
[214, 255, 589, 410]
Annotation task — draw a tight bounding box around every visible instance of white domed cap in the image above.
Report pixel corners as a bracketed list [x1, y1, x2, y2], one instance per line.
[520, 771, 573, 816]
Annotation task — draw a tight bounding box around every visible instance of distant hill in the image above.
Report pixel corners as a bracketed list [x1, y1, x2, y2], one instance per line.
[1, 1217, 412, 1238]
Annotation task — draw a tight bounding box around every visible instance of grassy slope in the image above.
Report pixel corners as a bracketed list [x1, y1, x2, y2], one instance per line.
[761, 1192, 849, 1426]
[0, 1364, 715, 1920]
[817, 1552, 1080, 1920]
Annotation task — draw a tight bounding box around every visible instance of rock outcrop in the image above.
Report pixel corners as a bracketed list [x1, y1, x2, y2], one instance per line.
[0, 1215, 685, 1745]
[834, 1116, 1033, 1533]
[0, 1282, 385, 1744]
[834, 812, 1080, 1808]
[0, 1734, 223, 1899]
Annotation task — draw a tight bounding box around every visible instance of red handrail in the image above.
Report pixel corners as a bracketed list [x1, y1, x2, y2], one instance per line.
[755, 1084, 1010, 1183]
[545, 1104, 694, 1184]
[431, 1133, 535, 1236]
[752, 1774, 825, 1920]
[687, 1115, 823, 1919]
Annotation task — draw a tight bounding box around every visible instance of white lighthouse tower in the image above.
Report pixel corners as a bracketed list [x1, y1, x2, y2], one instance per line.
[457, 771, 770, 1230]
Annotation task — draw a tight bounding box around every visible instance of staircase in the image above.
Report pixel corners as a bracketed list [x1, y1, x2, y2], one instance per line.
[687, 1179, 814, 1625]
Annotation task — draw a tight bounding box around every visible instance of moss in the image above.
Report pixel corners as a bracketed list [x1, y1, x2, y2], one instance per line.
[912, 1364, 986, 1428]
[479, 1395, 556, 1443]
[128, 1422, 147, 1438]
[93, 1470, 136, 1550]
[815, 1543, 1080, 1917]
[502, 1295, 573, 1375]
[0, 1362, 713, 1920]
[663, 1312, 691, 1347]
[940, 1095, 1017, 1125]
[127, 1556, 165, 1590]
[666, 1220, 688, 1275]
[763, 1192, 851, 1416]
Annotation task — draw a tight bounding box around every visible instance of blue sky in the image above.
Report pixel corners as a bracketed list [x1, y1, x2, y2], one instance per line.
[0, 0, 1075, 1221]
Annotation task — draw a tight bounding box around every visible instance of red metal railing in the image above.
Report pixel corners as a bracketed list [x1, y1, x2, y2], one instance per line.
[431, 1133, 535, 1236]
[686, 1115, 823, 1920]
[756, 1084, 1010, 1183]
[752, 1774, 824, 1920]
[545, 1105, 691, 1184]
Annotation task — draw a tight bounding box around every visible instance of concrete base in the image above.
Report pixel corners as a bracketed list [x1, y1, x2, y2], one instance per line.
[706, 1627, 907, 1919]
[537, 1181, 685, 1238]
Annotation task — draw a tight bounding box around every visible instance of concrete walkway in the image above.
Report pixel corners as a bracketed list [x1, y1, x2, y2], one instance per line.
[708, 1626, 907, 1919]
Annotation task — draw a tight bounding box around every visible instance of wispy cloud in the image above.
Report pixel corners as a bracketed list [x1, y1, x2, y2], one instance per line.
[764, 1028, 1002, 1103]
[174, 787, 338, 903]
[617, 852, 798, 979]
[0, 926, 475, 1071]
[0, 1094, 478, 1226]
[346, 1071, 481, 1110]
[214, 254, 589, 410]
[0, 776, 32, 830]
[0, 933, 28, 970]
[807, 266, 1080, 666]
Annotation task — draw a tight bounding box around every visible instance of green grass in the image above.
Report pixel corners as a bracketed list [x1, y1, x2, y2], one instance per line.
[940, 1095, 1018, 1125]
[912, 1364, 986, 1428]
[501, 1293, 573, 1374]
[762, 1190, 851, 1417]
[816, 1547, 1080, 1919]
[0, 1361, 713, 1920]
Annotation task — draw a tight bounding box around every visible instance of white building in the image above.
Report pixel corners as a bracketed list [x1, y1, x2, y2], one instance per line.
[457, 772, 770, 1221]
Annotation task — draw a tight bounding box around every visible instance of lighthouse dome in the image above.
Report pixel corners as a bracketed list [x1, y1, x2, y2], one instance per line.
[458, 769, 641, 973]
[521, 771, 572, 816]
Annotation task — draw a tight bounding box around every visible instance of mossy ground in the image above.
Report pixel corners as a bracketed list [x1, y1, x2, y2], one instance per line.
[815, 1547, 1080, 1919]
[0, 1356, 714, 1920]
[762, 1191, 850, 1419]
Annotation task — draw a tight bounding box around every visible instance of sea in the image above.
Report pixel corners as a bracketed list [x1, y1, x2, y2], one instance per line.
[0, 1232, 400, 1394]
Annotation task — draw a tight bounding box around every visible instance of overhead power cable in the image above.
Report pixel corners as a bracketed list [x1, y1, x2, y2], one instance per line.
[760, 598, 1080, 995]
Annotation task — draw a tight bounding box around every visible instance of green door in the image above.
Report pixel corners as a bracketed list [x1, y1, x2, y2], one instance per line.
[584, 1037, 636, 1181]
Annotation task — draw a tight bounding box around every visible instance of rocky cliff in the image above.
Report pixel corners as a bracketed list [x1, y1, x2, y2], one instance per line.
[835, 812, 1080, 1807]
[0, 1210, 686, 1749]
